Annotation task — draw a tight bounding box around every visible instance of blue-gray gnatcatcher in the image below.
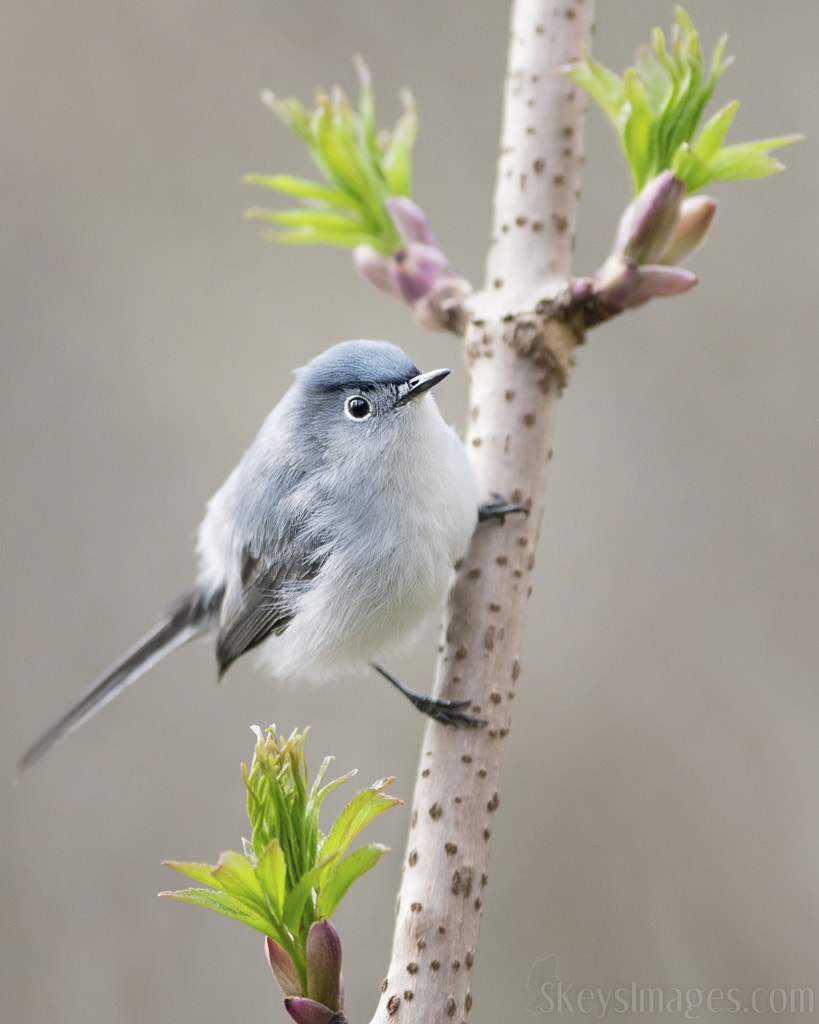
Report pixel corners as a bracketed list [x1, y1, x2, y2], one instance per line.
[20, 340, 518, 772]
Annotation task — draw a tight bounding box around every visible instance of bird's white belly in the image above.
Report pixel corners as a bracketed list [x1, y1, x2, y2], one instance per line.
[255, 517, 460, 683]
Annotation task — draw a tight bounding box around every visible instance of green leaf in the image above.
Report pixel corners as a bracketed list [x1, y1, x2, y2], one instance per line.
[710, 34, 733, 79]
[244, 208, 362, 230]
[650, 25, 674, 80]
[268, 95, 312, 143]
[621, 67, 655, 189]
[163, 855, 274, 927]
[671, 143, 712, 192]
[246, 212, 374, 249]
[247, 63, 416, 252]
[263, 227, 376, 248]
[212, 850, 268, 910]
[242, 174, 354, 209]
[692, 100, 738, 163]
[163, 859, 223, 888]
[319, 780, 401, 878]
[704, 144, 786, 182]
[310, 766, 357, 808]
[255, 839, 288, 918]
[382, 91, 417, 197]
[281, 854, 339, 936]
[634, 43, 671, 112]
[353, 55, 379, 160]
[163, 728, 400, 967]
[566, 7, 801, 195]
[321, 94, 379, 203]
[565, 50, 625, 126]
[723, 133, 804, 153]
[160, 886, 276, 935]
[317, 844, 390, 920]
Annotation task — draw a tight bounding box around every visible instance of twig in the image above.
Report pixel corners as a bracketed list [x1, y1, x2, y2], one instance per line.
[369, 2, 595, 1022]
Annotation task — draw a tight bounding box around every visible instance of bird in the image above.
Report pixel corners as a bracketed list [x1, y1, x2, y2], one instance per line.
[19, 339, 503, 773]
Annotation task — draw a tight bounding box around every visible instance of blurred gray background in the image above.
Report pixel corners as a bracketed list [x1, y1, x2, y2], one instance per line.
[2, 2, 817, 1022]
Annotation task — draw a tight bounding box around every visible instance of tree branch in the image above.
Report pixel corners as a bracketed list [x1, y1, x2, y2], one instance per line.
[370, 2, 594, 1022]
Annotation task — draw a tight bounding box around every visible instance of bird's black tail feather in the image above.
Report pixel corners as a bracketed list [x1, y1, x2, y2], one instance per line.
[17, 586, 222, 775]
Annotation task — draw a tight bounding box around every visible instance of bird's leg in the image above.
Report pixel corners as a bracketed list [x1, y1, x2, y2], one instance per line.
[372, 662, 487, 727]
[478, 492, 530, 524]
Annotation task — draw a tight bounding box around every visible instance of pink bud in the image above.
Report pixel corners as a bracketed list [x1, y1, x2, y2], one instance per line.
[306, 919, 343, 1012]
[265, 936, 303, 998]
[352, 245, 401, 299]
[385, 196, 438, 247]
[390, 242, 449, 304]
[354, 200, 469, 329]
[614, 171, 686, 264]
[659, 196, 717, 265]
[595, 258, 696, 310]
[621, 265, 698, 308]
[284, 997, 338, 1024]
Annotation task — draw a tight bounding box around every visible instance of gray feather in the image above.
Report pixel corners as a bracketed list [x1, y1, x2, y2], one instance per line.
[215, 549, 326, 675]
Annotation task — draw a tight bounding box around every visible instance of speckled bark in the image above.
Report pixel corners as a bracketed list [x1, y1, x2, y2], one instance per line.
[369, 2, 594, 1023]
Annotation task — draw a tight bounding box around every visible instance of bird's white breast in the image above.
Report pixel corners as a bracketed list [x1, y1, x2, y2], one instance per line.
[272, 398, 478, 681]
[197, 390, 479, 684]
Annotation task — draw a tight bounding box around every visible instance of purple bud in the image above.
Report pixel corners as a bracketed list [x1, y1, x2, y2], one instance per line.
[265, 936, 303, 998]
[659, 196, 717, 265]
[385, 196, 438, 247]
[614, 171, 686, 265]
[594, 253, 696, 310]
[306, 919, 343, 1012]
[617, 265, 698, 308]
[354, 201, 470, 329]
[593, 254, 631, 293]
[284, 997, 337, 1024]
[391, 242, 450, 303]
[352, 245, 401, 298]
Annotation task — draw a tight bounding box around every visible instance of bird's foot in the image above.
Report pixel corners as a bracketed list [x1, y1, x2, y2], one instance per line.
[372, 662, 487, 728]
[406, 692, 487, 728]
[478, 492, 530, 525]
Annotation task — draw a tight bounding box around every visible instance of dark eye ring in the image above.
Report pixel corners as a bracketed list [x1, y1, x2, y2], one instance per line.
[344, 395, 371, 421]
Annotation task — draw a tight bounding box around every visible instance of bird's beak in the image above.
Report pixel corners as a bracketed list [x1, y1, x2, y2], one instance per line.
[395, 367, 451, 407]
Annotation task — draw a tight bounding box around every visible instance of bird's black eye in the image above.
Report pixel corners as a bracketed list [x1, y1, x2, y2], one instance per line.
[344, 395, 371, 421]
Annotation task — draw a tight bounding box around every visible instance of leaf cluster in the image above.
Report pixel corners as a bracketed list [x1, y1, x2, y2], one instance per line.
[161, 727, 401, 992]
[244, 58, 416, 252]
[566, 6, 801, 194]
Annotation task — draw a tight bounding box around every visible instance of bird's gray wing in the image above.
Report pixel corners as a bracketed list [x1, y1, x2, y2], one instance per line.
[215, 546, 325, 675]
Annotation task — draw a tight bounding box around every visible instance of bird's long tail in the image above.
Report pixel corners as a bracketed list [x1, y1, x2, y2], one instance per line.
[17, 586, 222, 775]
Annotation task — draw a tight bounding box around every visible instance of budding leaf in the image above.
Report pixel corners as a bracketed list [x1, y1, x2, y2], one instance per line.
[243, 176, 355, 213]
[704, 140, 794, 182]
[566, 5, 802, 194]
[318, 777, 401, 873]
[161, 886, 274, 934]
[317, 843, 390, 921]
[254, 839, 288, 919]
[282, 856, 338, 937]
[245, 59, 417, 253]
[161, 726, 400, 1002]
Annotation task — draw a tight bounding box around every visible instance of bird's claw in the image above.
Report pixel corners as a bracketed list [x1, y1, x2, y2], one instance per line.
[478, 492, 530, 525]
[414, 695, 487, 728]
[372, 661, 487, 727]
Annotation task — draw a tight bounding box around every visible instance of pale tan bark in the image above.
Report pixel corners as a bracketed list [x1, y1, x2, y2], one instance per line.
[369, 2, 595, 1022]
